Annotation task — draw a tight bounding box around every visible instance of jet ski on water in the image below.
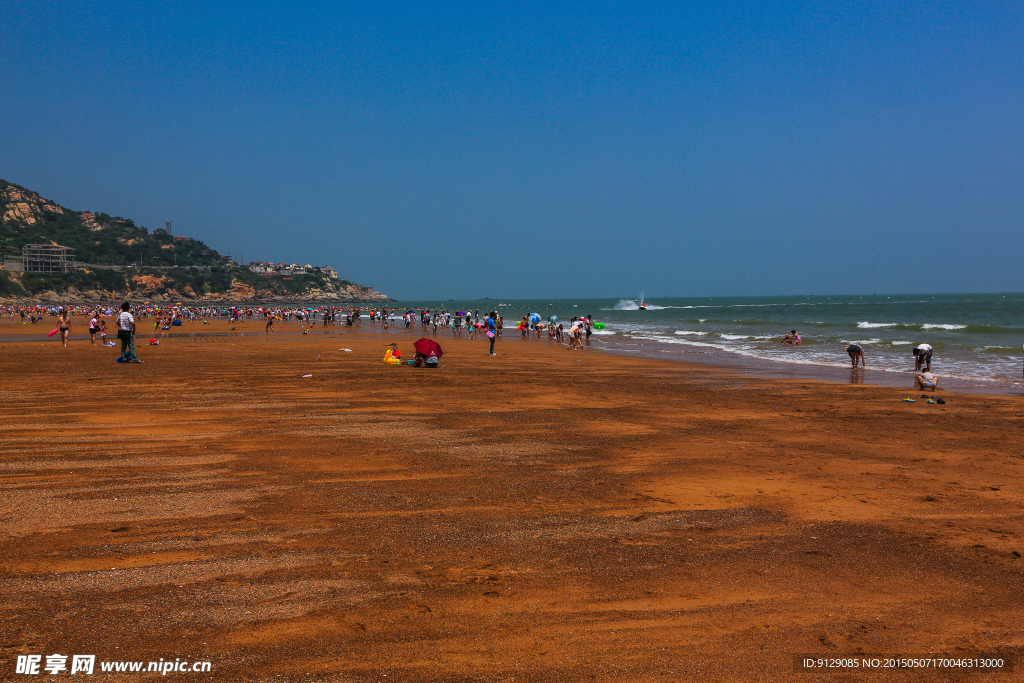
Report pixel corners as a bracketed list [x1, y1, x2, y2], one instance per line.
[638, 299, 646, 311]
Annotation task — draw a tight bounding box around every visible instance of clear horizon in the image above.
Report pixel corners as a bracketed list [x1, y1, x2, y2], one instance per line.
[3, 1, 1021, 300]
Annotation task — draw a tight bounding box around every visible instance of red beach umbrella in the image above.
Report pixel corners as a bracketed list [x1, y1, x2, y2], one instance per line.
[413, 338, 443, 358]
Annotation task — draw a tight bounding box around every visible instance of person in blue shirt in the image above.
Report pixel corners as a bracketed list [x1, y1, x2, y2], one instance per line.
[486, 312, 497, 356]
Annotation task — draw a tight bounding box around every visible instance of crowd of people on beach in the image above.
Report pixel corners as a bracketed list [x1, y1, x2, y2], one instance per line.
[3, 301, 964, 387]
[1, 302, 605, 360]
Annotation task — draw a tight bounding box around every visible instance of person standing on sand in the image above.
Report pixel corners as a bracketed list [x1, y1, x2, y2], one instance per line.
[99, 320, 108, 346]
[486, 311, 497, 355]
[116, 302, 142, 363]
[89, 312, 100, 346]
[56, 308, 71, 348]
[843, 344, 865, 368]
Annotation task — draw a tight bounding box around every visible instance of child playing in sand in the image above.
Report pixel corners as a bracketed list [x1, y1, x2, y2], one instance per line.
[916, 370, 939, 391]
[100, 320, 108, 345]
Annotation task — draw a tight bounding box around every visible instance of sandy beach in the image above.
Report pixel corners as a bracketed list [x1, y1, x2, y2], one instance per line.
[1, 315, 1022, 681]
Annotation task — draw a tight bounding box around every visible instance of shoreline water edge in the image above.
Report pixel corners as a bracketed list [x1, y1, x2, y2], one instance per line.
[4, 292, 1020, 396]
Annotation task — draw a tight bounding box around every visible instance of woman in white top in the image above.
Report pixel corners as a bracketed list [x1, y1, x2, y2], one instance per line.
[89, 313, 100, 346]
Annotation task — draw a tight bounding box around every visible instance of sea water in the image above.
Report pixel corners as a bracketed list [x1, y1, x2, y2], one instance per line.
[397, 293, 1023, 389]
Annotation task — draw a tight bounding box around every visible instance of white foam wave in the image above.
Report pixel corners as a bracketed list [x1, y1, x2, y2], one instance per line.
[590, 329, 615, 335]
[639, 336, 722, 349]
[674, 330, 708, 336]
[720, 334, 752, 340]
[857, 321, 897, 328]
[922, 323, 967, 330]
[611, 330, 1019, 384]
[891, 340, 913, 346]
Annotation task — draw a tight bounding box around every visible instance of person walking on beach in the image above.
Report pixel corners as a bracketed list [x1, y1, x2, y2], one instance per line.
[843, 343, 865, 368]
[486, 311, 497, 355]
[913, 343, 932, 371]
[116, 302, 142, 363]
[57, 308, 71, 348]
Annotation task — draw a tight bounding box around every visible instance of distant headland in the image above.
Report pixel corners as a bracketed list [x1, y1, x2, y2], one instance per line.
[0, 179, 390, 304]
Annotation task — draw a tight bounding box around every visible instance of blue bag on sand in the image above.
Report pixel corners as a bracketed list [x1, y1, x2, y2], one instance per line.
[115, 356, 126, 363]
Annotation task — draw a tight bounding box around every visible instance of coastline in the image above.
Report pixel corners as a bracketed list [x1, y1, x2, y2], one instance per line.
[591, 334, 1023, 397]
[2, 317, 1022, 680]
[4, 314, 1017, 397]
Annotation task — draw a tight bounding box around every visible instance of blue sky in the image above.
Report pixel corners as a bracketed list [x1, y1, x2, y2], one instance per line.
[2, 1, 1021, 299]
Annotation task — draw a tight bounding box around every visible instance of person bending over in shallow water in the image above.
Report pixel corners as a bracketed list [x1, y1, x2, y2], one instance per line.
[913, 343, 933, 371]
[843, 344, 865, 368]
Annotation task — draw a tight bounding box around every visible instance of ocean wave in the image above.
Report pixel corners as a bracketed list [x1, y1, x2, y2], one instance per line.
[922, 323, 967, 330]
[857, 321, 897, 328]
[720, 334, 753, 340]
[674, 330, 708, 336]
[607, 331, 1020, 384]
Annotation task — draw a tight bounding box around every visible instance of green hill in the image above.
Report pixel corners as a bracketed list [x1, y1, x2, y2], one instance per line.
[0, 179, 382, 302]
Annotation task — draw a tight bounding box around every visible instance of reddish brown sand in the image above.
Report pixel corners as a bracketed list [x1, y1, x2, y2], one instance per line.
[1, 316, 1022, 681]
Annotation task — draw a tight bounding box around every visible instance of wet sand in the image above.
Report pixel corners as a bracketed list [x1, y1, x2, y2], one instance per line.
[1, 316, 1023, 681]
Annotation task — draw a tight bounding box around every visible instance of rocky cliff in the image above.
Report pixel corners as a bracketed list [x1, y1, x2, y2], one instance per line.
[0, 179, 390, 303]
